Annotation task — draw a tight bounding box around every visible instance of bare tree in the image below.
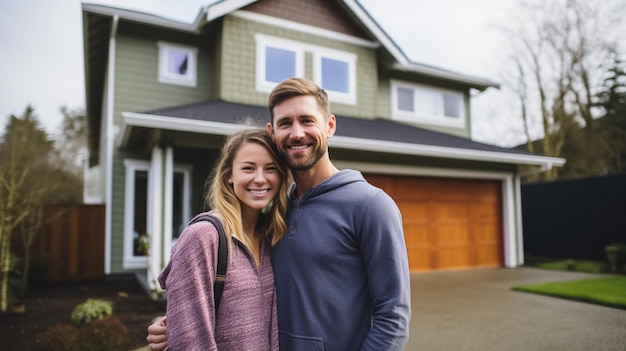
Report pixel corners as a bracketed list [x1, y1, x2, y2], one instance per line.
[501, 0, 625, 180]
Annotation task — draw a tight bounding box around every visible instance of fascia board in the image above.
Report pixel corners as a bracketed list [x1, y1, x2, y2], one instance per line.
[118, 112, 564, 168]
[205, 0, 259, 22]
[341, 0, 410, 66]
[82, 3, 198, 33]
[329, 136, 566, 167]
[392, 62, 500, 90]
[117, 112, 247, 148]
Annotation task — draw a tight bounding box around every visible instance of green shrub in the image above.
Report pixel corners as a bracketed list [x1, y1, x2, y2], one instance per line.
[37, 323, 80, 351]
[70, 298, 113, 325]
[79, 316, 131, 351]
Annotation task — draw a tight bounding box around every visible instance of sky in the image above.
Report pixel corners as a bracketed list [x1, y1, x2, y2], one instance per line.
[0, 0, 522, 146]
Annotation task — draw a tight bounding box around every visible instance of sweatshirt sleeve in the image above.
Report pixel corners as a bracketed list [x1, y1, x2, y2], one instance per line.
[358, 190, 411, 351]
[158, 221, 220, 351]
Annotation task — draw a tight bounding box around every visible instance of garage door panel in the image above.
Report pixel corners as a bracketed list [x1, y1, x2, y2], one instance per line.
[364, 173, 503, 273]
[407, 248, 431, 271]
[435, 225, 469, 244]
[433, 202, 469, 221]
[474, 246, 502, 266]
[436, 248, 471, 269]
[398, 201, 429, 221]
[471, 203, 500, 219]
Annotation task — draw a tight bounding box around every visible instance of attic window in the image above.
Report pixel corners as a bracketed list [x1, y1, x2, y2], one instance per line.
[255, 34, 356, 105]
[391, 80, 466, 128]
[158, 42, 197, 87]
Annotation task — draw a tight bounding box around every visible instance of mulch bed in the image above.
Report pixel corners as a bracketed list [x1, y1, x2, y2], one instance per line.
[0, 275, 166, 351]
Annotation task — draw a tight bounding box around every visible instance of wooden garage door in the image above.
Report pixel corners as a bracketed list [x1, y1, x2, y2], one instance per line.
[365, 174, 503, 272]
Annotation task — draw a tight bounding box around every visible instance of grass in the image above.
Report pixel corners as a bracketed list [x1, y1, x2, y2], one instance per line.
[512, 276, 626, 310]
[515, 255, 626, 309]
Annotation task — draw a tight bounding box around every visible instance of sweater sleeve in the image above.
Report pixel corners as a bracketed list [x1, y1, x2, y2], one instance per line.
[358, 190, 411, 351]
[158, 221, 220, 351]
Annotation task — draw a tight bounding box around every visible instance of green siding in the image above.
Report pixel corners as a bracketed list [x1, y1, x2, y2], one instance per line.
[219, 15, 378, 119]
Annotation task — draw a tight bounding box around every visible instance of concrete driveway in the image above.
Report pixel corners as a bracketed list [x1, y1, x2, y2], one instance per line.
[404, 267, 626, 351]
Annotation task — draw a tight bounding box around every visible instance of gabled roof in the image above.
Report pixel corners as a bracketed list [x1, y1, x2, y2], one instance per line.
[118, 101, 565, 168]
[82, 0, 498, 90]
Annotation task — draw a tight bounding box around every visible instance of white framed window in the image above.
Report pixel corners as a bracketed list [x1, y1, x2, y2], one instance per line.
[157, 41, 198, 87]
[391, 80, 465, 128]
[123, 160, 192, 269]
[313, 49, 357, 105]
[123, 160, 151, 269]
[256, 35, 304, 92]
[255, 34, 357, 105]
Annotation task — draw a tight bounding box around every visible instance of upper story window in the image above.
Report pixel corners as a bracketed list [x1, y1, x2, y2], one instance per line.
[158, 41, 197, 87]
[256, 34, 357, 105]
[391, 80, 465, 128]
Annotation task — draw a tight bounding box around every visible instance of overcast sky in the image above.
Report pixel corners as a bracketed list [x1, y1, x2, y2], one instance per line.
[0, 0, 521, 146]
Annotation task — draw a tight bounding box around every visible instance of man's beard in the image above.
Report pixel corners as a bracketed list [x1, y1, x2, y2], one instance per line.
[282, 143, 326, 170]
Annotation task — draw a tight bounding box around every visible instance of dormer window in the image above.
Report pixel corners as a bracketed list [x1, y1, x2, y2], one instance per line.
[391, 80, 465, 128]
[158, 42, 197, 87]
[256, 34, 356, 105]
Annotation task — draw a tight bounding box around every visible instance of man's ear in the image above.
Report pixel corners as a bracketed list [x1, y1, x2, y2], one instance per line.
[266, 122, 274, 136]
[327, 114, 336, 138]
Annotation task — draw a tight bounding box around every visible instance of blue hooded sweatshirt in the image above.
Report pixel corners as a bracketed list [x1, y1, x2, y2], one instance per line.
[272, 170, 411, 351]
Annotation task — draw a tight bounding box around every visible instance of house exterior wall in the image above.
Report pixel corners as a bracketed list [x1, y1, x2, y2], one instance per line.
[218, 14, 379, 119]
[106, 27, 218, 274]
[376, 75, 472, 139]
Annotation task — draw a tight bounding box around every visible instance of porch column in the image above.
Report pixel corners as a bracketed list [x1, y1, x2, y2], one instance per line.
[148, 144, 164, 293]
[162, 145, 174, 265]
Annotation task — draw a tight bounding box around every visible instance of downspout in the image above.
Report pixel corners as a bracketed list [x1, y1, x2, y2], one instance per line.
[104, 15, 119, 274]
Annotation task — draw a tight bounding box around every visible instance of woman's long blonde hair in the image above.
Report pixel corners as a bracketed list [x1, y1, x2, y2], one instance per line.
[205, 128, 290, 248]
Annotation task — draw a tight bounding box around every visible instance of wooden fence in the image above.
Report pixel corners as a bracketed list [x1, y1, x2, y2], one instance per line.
[28, 204, 106, 283]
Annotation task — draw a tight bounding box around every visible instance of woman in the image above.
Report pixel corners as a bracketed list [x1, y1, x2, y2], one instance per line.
[157, 128, 290, 351]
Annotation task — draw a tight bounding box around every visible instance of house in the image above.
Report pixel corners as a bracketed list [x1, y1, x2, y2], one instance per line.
[81, 0, 565, 293]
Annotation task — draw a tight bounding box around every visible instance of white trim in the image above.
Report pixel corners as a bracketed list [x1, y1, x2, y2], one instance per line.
[157, 41, 198, 87]
[391, 80, 466, 129]
[117, 112, 565, 168]
[255, 35, 305, 92]
[122, 160, 150, 269]
[104, 15, 118, 274]
[312, 48, 357, 105]
[254, 34, 357, 104]
[147, 146, 164, 291]
[334, 161, 520, 268]
[236, 10, 378, 49]
[205, 0, 258, 22]
[329, 135, 565, 167]
[514, 174, 525, 265]
[162, 146, 174, 272]
[341, 0, 408, 65]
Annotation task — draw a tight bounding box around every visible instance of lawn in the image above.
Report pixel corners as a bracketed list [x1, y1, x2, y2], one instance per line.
[512, 276, 626, 309]
[516, 256, 626, 309]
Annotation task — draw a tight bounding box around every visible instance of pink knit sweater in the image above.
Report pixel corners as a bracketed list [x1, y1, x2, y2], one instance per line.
[159, 213, 279, 351]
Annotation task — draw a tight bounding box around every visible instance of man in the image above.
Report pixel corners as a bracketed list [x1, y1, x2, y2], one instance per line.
[147, 77, 411, 350]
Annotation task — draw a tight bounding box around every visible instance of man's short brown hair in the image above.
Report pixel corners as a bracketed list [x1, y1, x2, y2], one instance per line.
[267, 77, 330, 123]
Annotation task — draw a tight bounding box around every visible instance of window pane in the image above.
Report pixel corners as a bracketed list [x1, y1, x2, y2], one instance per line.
[416, 90, 442, 116]
[443, 94, 461, 118]
[266, 46, 296, 83]
[133, 170, 148, 257]
[168, 50, 188, 75]
[397, 87, 414, 112]
[321, 57, 349, 93]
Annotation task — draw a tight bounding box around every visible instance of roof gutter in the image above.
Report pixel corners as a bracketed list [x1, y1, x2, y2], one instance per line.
[118, 112, 565, 169]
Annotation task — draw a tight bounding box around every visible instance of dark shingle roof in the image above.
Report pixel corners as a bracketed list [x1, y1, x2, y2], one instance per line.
[145, 100, 527, 155]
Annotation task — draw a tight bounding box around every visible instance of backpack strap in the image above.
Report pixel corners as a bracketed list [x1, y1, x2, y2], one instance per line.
[187, 214, 228, 313]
